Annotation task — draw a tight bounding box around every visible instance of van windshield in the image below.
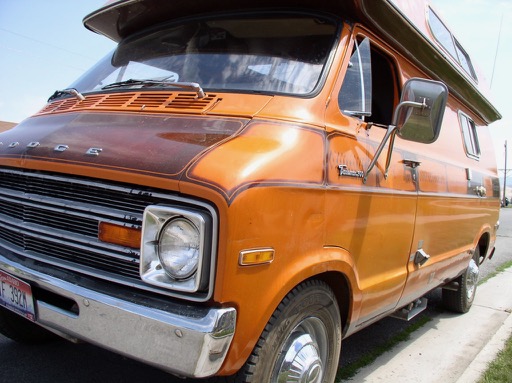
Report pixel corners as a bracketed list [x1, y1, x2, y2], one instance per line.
[70, 15, 338, 97]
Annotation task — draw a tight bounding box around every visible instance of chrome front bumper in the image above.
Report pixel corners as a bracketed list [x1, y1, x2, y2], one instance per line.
[0, 255, 236, 378]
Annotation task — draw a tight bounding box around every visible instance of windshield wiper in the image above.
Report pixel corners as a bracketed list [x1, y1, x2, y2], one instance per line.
[48, 88, 85, 102]
[101, 79, 205, 99]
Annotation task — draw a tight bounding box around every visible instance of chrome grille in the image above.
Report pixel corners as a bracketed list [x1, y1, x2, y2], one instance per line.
[0, 167, 215, 299]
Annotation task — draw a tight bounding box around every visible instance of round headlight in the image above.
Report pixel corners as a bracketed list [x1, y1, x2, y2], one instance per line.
[158, 218, 200, 280]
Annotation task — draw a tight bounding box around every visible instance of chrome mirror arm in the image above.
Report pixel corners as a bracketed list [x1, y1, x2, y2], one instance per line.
[363, 124, 397, 183]
[390, 100, 427, 126]
[363, 99, 427, 184]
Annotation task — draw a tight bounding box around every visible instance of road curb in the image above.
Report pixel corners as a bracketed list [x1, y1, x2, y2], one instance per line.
[346, 267, 512, 383]
[455, 270, 512, 383]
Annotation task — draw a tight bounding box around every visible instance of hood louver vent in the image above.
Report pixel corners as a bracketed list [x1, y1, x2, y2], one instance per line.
[38, 92, 219, 115]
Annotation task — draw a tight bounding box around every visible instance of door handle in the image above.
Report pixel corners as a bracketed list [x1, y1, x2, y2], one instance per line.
[475, 185, 487, 197]
[402, 159, 421, 169]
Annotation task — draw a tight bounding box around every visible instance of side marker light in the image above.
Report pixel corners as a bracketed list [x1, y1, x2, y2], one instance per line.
[239, 248, 275, 266]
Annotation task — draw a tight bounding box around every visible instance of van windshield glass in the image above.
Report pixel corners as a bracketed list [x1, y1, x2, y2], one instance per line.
[70, 15, 338, 96]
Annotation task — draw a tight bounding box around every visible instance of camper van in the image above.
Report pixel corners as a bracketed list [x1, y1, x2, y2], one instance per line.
[0, 0, 501, 381]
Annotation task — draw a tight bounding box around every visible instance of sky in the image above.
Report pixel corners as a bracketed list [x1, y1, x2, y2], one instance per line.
[430, 0, 512, 172]
[0, 1, 115, 121]
[0, 0, 511, 169]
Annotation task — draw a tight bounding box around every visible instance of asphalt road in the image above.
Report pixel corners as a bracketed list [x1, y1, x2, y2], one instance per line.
[1, 209, 511, 383]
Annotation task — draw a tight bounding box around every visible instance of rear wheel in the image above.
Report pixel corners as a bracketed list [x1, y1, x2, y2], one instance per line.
[0, 306, 57, 344]
[442, 248, 480, 313]
[233, 280, 342, 383]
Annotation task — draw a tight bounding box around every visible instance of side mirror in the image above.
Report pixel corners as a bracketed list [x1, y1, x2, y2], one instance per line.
[395, 78, 448, 143]
[363, 78, 448, 182]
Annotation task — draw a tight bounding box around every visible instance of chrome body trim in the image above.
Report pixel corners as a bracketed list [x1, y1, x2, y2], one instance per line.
[0, 254, 236, 378]
[0, 167, 218, 302]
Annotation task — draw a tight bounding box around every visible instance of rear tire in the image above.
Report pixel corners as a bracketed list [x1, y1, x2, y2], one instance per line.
[230, 280, 342, 383]
[0, 306, 57, 344]
[442, 248, 480, 313]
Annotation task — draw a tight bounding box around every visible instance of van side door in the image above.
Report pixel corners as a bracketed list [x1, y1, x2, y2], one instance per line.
[396, 109, 494, 307]
[324, 30, 418, 327]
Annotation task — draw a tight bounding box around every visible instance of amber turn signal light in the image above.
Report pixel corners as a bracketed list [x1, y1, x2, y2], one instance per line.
[99, 222, 142, 249]
[239, 248, 275, 266]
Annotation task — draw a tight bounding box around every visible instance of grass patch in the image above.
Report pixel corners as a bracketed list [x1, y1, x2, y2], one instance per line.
[479, 259, 512, 285]
[478, 335, 512, 383]
[477, 256, 512, 382]
[335, 315, 432, 381]
[335, 260, 511, 382]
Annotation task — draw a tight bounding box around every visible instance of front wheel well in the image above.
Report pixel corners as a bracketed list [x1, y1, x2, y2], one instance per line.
[311, 272, 351, 335]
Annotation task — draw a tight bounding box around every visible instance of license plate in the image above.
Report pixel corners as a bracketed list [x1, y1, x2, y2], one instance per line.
[0, 270, 36, 321]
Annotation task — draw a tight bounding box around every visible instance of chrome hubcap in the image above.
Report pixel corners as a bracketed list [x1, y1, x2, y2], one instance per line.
[273, 318, 328, 383]
[466, 258, 479, 300]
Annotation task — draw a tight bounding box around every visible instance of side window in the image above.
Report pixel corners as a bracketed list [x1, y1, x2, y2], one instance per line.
[459, 113, 480, 159]
[428, 8, 477, 80]
[338, 36, 398, 126]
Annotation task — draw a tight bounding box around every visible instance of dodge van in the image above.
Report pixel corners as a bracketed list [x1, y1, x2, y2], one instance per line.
[0, 0, 501, 381]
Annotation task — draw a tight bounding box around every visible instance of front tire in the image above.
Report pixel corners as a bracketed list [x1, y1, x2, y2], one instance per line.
[238, 280, 342, 383]
[442, 247, 480, 313]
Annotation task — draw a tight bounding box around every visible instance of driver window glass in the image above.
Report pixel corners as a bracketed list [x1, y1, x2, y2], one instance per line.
[338, 36, 398, 126]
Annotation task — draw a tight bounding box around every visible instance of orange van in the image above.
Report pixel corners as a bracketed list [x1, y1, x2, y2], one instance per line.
[0, 0, 501, 381]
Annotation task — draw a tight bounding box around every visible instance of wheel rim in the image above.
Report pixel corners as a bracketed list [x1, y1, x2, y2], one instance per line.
[466, 258, 479, 301]
[272, 317, 329, 383]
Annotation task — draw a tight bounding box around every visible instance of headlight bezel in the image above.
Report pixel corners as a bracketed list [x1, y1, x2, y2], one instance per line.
[140, 205, 212, 293]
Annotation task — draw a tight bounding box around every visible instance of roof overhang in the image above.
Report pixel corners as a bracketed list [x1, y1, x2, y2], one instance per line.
[84, 0, 500, 124]
[358, 0, 501, 124]
[83, 0, 358, 42]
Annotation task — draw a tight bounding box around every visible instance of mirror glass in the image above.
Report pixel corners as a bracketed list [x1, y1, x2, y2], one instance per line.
[396, 78, 448, 143]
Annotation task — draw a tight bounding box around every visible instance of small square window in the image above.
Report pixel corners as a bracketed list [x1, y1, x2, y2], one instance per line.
[459, 113, 480, 159]
[454, 40, 477, 80]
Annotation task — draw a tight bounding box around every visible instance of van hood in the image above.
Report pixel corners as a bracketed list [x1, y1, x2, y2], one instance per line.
[0, 112, 247, 180]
